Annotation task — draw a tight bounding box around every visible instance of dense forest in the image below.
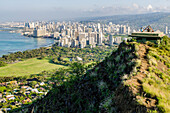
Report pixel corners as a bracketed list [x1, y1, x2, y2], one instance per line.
[0, 43, 116, 82]
[0, 43, 116, 67]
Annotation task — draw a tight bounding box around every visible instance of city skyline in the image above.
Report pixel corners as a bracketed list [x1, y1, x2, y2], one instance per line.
[0, 0, 170, 22]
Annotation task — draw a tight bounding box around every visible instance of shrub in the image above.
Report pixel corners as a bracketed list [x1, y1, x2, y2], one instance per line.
[118, 64, 126, 73]
[134, 45, 139, 52]
[131, 38, 136, 42]
[90, 72, 97, 77]
[135, 59, 141, 67]
[0, 61, 7, 67]
[147, 78, 155, 85]
[115, 55, 120, 63]
[165, 62, 170, 68]
[146, 41, 155, 47]
[20, 58, 24, 61]
[135, 52, 139, 58]
[148, 67, 153, 72]
[98, 81, 108, 90]
[38, 55, 45, 59]
[99, 95, 114, 112]
[0, 86, 7, 92]
[150, 58, 157, 66]
[150, 52, 160, 60]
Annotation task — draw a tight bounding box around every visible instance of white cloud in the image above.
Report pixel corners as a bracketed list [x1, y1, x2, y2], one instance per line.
[133, 3, 139, 9]
[147, 5, 153, 11]
[82, 4, 170, 17]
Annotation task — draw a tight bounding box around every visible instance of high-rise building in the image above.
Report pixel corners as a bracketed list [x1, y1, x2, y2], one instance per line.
[66, 29, 70, 36]
[54, 32, 60, 38]
[115, 37, 122, 44]
[88, 28, 93, 33]
[109, 35, 113, 46]
[119, 25, 126, 34]
[97, 33, 100, 45]
[79, 38, 86, 48]
[127, 26, 131, 35]
[97, 32, 103, 46]
[33, 28, 46, 37]
[71, 39, 76, 47]
[91, 32, 97, 43]
[78, 33, 87, 41]
[24, 22, 30, 28]
[89, 37, 94, 45]
[100, 32, 103, 44]
[74, 31, 79, 40]
[29, 22, 35, 29]
[165, 26, 168, 35]
[97, 23, 101, 32]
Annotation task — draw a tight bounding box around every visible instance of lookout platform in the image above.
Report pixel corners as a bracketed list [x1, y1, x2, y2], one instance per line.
[129, 25, 165, 43]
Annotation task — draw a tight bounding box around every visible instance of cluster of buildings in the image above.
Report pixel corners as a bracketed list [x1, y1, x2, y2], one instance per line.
[1, 21, 169, 48]
[22, 22, 131, 48]
[0, 79, 56, 112]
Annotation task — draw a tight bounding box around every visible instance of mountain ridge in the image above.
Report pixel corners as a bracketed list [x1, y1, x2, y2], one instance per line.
[12, 36, 170, 113]
[79, 12, 170, 31]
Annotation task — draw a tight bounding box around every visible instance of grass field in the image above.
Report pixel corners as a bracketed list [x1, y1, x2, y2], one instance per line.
[0, 58, 65, 77]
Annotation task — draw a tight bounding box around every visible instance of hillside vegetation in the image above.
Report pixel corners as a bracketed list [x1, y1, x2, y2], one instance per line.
[12, 36, 170, 113]
[0, 58, 65, 77]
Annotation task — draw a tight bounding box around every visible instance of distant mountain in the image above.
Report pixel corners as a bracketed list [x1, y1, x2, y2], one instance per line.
[79, 12, 170, 31]
[12, 36, 170, 113]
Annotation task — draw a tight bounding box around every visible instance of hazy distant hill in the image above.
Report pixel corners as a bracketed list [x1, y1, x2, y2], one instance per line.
[79, 12, 170, 31]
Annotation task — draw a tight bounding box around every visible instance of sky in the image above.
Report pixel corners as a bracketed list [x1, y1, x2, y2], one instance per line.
[0, 0, 170, 22]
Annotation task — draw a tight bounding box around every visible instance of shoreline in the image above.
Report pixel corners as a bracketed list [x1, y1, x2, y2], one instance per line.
[0, 30, 57, 57]
[0, 43, 54, 57]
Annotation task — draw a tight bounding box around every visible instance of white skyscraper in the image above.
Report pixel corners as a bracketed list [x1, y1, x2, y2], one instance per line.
[165, 26, 168, 35]
[98, 23, 100, 30]
[97, 23, 101, 32]
[127, 26, 131, 35]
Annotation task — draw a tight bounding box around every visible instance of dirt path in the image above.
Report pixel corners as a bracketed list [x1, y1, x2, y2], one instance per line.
[126, 44, 158, 109]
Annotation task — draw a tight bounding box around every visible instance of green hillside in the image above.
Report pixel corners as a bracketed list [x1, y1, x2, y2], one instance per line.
[12, 36, 170, 113]
[0, 58, 65, 77]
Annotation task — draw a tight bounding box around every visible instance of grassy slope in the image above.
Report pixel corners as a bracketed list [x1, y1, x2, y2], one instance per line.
[123, 37, 170, 113]
[12, 37, 170, 113]
[13, 41, 142, 113]
[0, 58, 65, 77]
[142, 37, 170, 112]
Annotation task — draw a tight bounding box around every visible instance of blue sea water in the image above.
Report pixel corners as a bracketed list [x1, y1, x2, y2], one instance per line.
[0, 29, 56, 57]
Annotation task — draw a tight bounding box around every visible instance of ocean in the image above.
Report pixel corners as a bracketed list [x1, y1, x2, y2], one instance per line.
[0, 29, 56, 57]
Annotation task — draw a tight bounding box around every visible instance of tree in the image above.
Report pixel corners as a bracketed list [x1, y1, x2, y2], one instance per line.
[29, 81, 37, 87]
[0, 86, 7, 92]
[0, 61, 7, 67]
[70, 62, 86, 78]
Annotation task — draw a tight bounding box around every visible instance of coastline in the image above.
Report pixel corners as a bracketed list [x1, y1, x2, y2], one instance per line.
[0, 30, 57, 57]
